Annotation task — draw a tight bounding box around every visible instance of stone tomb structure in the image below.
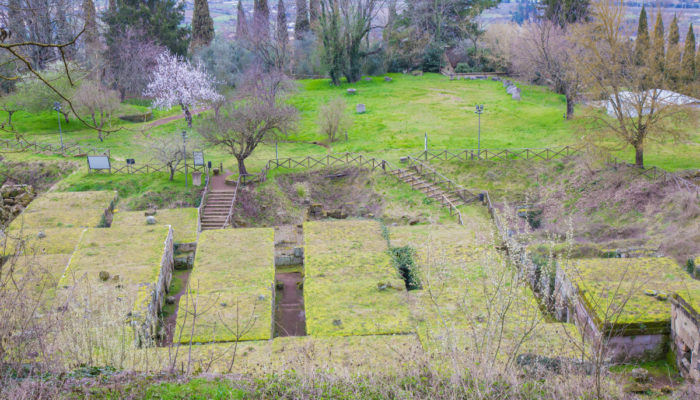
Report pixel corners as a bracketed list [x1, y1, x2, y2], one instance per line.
[547, 257, 700, 362]
[670, 295, 700, 381]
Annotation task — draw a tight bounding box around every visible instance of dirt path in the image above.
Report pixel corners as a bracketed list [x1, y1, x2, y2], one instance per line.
[274, 271, 306, 336]
[147, 108, 209, 129]
[158, 269, 192, 347]
[208, 170, 234, 192]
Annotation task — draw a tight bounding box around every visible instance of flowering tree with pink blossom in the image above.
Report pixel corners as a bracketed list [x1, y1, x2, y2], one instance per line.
[144, 52, 223, 128]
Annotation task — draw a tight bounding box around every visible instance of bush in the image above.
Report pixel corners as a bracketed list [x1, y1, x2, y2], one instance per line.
[421, 42, 444, 72]
[389, 246, 421, 290]
[454, 63, 474, 73]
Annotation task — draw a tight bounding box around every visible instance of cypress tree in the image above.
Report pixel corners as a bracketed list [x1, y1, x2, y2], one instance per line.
[254, 0, 270, 39]
[191, 0, 215, 51]
[277, 0, 288, 46]
[651, 12, 665, 81]
[236, 0, 248, 39]
[681, 24, 696, 84]
[82, 0, 100, 68]
[634, 6, 649, 65]
[295, 0, 309, 39]
[309, 0, 320, 28]
[666, 15, 681, 87]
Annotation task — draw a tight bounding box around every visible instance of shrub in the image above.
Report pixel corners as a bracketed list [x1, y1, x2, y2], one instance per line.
[454, 63, 474, 73]
[421, 42, 444, 72]
[389, 246, 421, 290]
[318, 97, 352, 143]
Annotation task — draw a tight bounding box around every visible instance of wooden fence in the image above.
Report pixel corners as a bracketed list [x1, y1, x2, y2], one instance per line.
[109, 162, 207, 175]
[0, 138, 109, 157]
[415, 145, 583, 163]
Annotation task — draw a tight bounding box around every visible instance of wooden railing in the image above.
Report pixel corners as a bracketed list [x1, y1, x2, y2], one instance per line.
[263, 153, 393, 174]
[109, 162, 207, 175]
[196, 174, 210, 233]
[223, 175, 241, 229]
[0, 137, 109, 157]
[415, 145, 583, 163]
[406, 156, 479, 203]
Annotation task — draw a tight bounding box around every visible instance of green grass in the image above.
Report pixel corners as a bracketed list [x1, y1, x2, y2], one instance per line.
[1, 227, 85, 256]
[176, 228, 275, 343]
[563, 257, 700, 332]
[140, 378, 246, 400]
[56, 171, 203, 211]
[7, 191, 116, 231]
[388, 217, 582, 361]
[303, 219, 411, 336]
[3, 73, 696, 174]
[112, 208, 198, 243]
[58, 225, 172, 323]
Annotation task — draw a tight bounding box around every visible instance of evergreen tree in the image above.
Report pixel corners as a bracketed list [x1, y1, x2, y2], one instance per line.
[309, 0, 320, 27]
[295, 0, 310, 39]
[254, 0, 270, 38]
[681, 24, 696, 84]
[82, 0, 100, 67]
[104, 0, 190, 56]
[666, 15, 681, 88]
[696, 38, 700, 83]
[236, 0, 248, 39]
[651, 12, 665, 80]
[191, 0, 215, 51]
[634, 5, 649, 65]
[277, 0, 289, 46]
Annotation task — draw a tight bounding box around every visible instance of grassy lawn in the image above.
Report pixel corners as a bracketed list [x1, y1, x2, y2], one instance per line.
[303, 219, 411, 336]
[176, 228, 275, 344]
[388, 217, 582, 362]
[1, 226, 85, 256]
[112, 208, 198, 243]
[563, 257, 700, 331]
[3, 73, 696, 174]
[7, 190, 116, 231]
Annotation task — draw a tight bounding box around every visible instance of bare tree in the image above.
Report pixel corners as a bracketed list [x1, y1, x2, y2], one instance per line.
[572, 1, 696, 168]
[318, 97, 352, 142]
[106, 29, 166, 101]
[198, 68, 298, 175]
[145, 133, 186, 181]
[73, 81, 120, 142]
[512, 21, 583, 119]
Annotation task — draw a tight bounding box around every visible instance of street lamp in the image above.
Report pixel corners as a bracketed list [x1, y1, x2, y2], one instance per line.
[182, 130, 188, 188]
[53, 101, 64, 151]
[474, 104, 484, 159]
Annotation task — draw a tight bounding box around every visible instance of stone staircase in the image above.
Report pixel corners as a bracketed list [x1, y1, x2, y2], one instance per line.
[390, 168, 470, 208]
[200, 190, 236, 230]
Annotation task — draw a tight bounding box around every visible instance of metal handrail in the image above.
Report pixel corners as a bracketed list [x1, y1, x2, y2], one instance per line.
[222, 175, 241, 228]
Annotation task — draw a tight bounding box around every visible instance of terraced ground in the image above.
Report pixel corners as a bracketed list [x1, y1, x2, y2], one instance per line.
[562, 257, 700, 333]
[6, 190, 116, 231]
[112, 207, 199, 244]
[388, 211, 582, 363]
[175, 228, 275, 344]
[303, 219, 411, 336]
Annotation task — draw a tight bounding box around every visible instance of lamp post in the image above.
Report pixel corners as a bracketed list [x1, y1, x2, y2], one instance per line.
[182, 131, 188, 188]
[475, 104, 484, 159]
[53, 101, 64, 151]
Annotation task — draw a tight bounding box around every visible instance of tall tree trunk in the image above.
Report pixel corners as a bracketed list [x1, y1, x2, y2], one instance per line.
[182, 104, 193, 128]
[169, 165, 176, 181]
[236, 156, 248, 175]
[565, 93, 575, 120]
[635, 143, 644, 168]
